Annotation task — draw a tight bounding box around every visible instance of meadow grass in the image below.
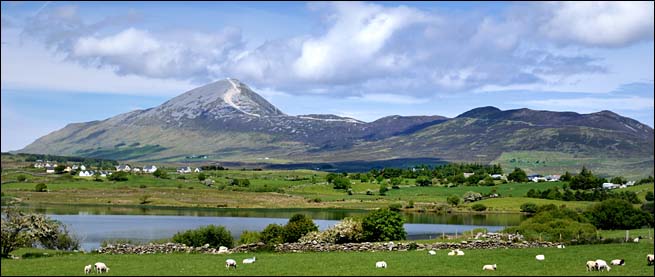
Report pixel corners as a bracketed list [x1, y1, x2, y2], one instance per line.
[2, 242, 653, 276]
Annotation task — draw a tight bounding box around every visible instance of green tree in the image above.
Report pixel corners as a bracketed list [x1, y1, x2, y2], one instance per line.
[361, 208, 406, 242]
[54, 165, 66, 174]
[415, 176, 431, 186]
[260, 224, 284, 245]
[560, 171, 572, 182]
[16, 175, 26, 182]
[108, 171, 129, 181]
[172, 225, 234, 248]
[197, 173, 206, 182]
[520, 203, 538, 214]
[283, 214, 318, 243]
[482, 176, 495, 186]
[379, 184, 388, 195]
[585, 199, 653, 230]
[610, 176, 626, 185]
[237, 230, 261, 245]
[570, 166, 602, 190]
[508, 168, 528, 182]
[645, 191, 654, 202]
[447, 195, 461, 207]
[471, 203, 487, 211]
[332, 176, 351, 190]
[152, 169, 168, 179]
[34, 183, 47, 192]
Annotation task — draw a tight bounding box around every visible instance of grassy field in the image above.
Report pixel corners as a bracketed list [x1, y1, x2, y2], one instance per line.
[2, 242, 654, 276]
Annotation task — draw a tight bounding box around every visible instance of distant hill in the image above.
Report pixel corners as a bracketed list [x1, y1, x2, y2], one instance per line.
[19, 79, 654, 178]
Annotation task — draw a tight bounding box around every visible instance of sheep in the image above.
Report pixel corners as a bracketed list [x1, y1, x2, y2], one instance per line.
[226, 259, 237, 270]
[428, 250, 437, 255]
[557, 244, 565, 249]
[243, 257, 256, 264]
[595, 259, 611, 272]
[586, 261, 597, 271]
[375, 261, 387, 268]
[456, 249, 465, 256]
[448, 250, 456, 256]
[633, 237, 640, 243]
[83, 265, 92, 274]
[610, 259, 624, 266]
[482, 264, 497, 271]
[647, 254, 654, 266]
[94, 262, 109, 274]
[535, 255, 545, 261]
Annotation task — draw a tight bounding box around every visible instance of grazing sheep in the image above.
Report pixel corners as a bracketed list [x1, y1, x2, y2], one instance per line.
[226, 259, 237, 270]
[647, 254, 654, 266]
[482, 264, 497, 271]
[595, 259, 611, 272]
[94, 262, 109, 274]
[610, 259, 625, 266]
[557, 244, 565, 249]
[586, 261, 597, 271]
[535, 255, 545, 261]
[375, 261, 387, 268]
[448, 250, 456, 256]
[634, 237, 640, 243]
[428, 250, 437, 255]
[84, 265, 92, 274]
[456, 250, 465, 256]
[243, 257, 256, 264]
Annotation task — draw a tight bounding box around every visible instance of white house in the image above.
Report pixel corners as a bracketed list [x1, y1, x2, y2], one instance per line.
[194, 167, 203, 173]
[177, 166, 192, 174]
[116, 165, 131, 172]
[80, 165, 87, 171]
[45, 166, 55, 174]
[79, 170, 92, 177]
[143, 165, 158, 173]
[463, 172, 475, 178]
[34, 163, 44, 168]
[64, 166, 72, 173]
[490, 174, 504, 179]
[132, 167, 142, 173]
[602, 183, 619, 190]
[545, 175, 561, 182]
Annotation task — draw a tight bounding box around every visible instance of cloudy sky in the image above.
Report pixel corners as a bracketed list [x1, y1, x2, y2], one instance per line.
[2, 1, 654, 151]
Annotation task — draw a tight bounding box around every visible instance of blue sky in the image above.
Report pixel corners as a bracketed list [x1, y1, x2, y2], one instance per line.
[2, 1, 653, 151]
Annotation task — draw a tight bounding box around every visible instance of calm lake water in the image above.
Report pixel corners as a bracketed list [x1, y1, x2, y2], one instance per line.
[22, 204, 525, 251]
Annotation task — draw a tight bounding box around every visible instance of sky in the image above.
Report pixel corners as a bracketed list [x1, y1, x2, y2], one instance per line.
[1, 1, 654, 151]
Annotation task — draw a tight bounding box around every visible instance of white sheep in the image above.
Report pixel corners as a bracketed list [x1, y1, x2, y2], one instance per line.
[647, 254, 654, 266]
[610, 259, 625, 266]
[226, 259, 237, 270]
[535, 255, 545, 261]
[633, 237, 640, 243]
[586, 261, 597, 271]
[448, 250, 456, 256]
[595, 259, 611, 272]
[94, 262, 109, 274]
[375, 261, 387, 268]
[557, 244, 565, 249]
[84, 264, 92, 274]
[482, 264, 497, 271]
[428, 250, 437, 255]
[243, 257, 256, 264]
[456, 249, 465, 256]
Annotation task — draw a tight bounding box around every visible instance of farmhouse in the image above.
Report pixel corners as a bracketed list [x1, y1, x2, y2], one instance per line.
[194, 167, 203, 173]
[177, 166, 192, 174]
[45, 166, 55, 174]
[116, 165, 131, 172]
[143, 165, 158, 173]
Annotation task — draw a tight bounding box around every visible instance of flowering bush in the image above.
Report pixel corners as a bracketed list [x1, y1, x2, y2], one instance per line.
[300, 217, 364, 244]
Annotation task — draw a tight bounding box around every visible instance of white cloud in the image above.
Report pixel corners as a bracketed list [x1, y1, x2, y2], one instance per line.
[538, 1, 654, 47]
[516, 96, 654, 112]
[347, 93, 429, 105]
[74, 28, 160, 56]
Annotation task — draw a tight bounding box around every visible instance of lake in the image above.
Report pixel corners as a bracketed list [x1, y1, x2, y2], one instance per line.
[22, 204, 525, 251]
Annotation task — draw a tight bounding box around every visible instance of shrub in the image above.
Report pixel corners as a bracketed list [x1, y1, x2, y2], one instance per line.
[198, 173, 206, 182]
[172, 225, 233, 248]
[237, 230, 261, 245]
[388, 203, 402, 211]
[406, 200, 415, 209]
[299, 217, 364, 244]
[37, 224, 80, 251]
[584, 199, 653, 229]
[332, 176, 351, 190]
[108, 171, 129, 181]
[520, 203, 538, 214]
[283, 214, 318, 243]
[366, 190, 374, 195]
[177, 175, 186, 180]
[506, 205, 597, 242]
[507, 167, 528, 182]
[139, 184, 147, 188]
[17, 175, 26, 182]
[471, 203, 487, 211]
[260, 224, 284, 245]
[139, 195, 151, 204]
[379, 184, 388, 195]
[447, 195, 460, 207]
[646, 191, 654, 202]
[362, 208, 406, 242]
[229, 178, 250, 187]
[35, 183, 47, 192]
[416, 176, 431, 186]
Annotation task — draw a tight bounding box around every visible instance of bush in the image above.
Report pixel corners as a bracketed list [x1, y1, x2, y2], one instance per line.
[362, 208, 406, 242]
[37, 224, 80, 251]
[35, 183, 47, 192]
[283, 214, 318, 243]
[108, 171, 129, 181]
[230, 178, 250, 187]
[299, 217, 364, 244]
[17, 175, 26, 182]
[172, 225, 234, 248]
[139, 184, 147, 188]
[260, 224, 284, 245]
[406, 200, 415, 209]
[237, 230, 261, 245]
[507, 205, 597, 242]
[139, 195, 151, 204]
[584, 199, 653, 229]
[379, 184, 388, 195]
[416, 176, 431, 186]
[471, 203, 487, 211]
[177, 175, 186, 180]
[198, 173, 206, 182]
[646, 191, 654, 202]
[520, 203, 538, 214]
[447, 195, 460, 207]
[508, 168, 528, 182]
[388, 203, 402, 211]
[332, 176, 351, 190]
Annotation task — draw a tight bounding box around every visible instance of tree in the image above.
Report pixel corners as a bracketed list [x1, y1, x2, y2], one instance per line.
[560, 171, 572, 182]
[54, 165, 66, 174]
[585, 199, 653, 230]
[283, 214, 318, 243]
[645, 191, 654, 202]
[447, 195, 461, 207]
[379, 184, 388, 195]
[1, 205, 78, 257]
[108, 171, 129, 181]
[260, 224, 284, 245]
[610, 176, 626, 185]
[415, 176, 431, 186]
[152, 169, 168, 179]
[326, 173, 339, 184]
[482, 176, 495, 186]
[16, 175, 26, 182]
[569, 166, 602, 190]
[35, 183, 47, 192]
[361, 208, 406, 242]
[508, 168, 528, 182]
[198, 173, 206, 182]
[520, 203, 538, 214]
[332, 176, 351, 190]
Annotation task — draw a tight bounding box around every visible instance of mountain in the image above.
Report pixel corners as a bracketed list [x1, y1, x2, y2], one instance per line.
[19, 79, 654, 178]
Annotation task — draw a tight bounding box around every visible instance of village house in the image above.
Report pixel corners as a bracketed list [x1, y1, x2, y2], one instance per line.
[194, 167, 203, 173]
[143, 165, 158, 173]
[45, 166, 55, 174]
[177, 166, 192, 174]
[115, 165, 131, 172]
